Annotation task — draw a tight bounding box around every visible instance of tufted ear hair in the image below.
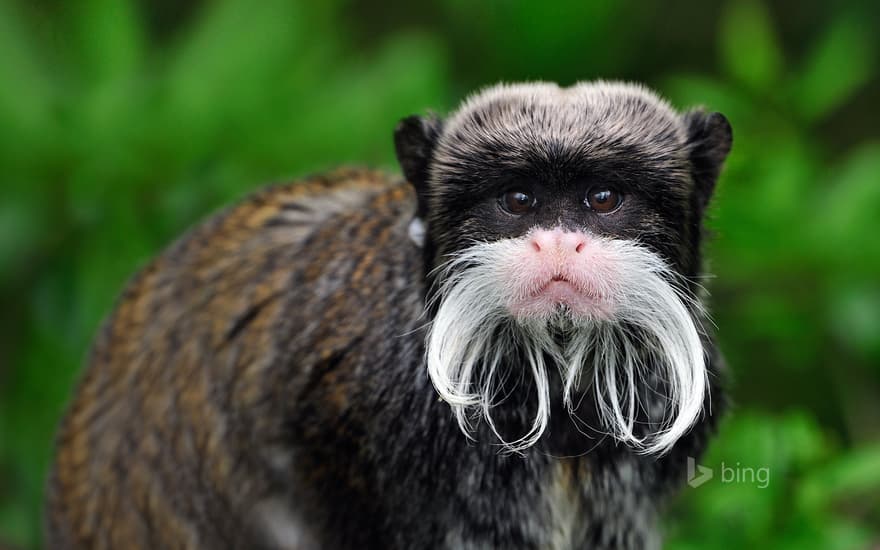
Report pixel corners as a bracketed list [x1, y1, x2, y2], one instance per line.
[394, 113, 444, 218]
[683, 109, 733, 211]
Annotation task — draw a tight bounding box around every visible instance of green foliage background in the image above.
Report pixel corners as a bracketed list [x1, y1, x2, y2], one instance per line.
[1, 0, 878, 547]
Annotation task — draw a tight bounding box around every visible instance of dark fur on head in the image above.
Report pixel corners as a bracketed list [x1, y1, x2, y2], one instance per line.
[395, 81, 732, 281]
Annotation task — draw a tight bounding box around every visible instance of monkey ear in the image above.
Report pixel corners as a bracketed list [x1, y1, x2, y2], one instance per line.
[394, 114, 444, 218]
[683, 110, 732, 210]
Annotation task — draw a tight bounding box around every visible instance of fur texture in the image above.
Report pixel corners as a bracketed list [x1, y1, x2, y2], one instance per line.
[47, 81, 732, 549]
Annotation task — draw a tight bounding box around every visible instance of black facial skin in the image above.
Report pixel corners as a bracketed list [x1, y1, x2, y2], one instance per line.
[396, 98, 731, 297]
[434, 156, 689, 269]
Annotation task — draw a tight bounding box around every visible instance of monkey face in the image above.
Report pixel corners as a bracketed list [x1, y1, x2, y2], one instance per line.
[395, 82, 731, 453]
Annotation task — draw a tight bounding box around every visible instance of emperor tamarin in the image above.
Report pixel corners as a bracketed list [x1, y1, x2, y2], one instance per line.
[47, 81, 733, 549]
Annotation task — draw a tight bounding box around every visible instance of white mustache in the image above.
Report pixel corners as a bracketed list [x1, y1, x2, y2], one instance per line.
[425, 236, 708, 454]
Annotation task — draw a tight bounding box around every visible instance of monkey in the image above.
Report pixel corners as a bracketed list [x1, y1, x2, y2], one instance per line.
[46, 81, 732, 549]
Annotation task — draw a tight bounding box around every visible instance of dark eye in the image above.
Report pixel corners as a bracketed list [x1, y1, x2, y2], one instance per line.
[585, 187, 622, 213]
[500, 190, 536, 214]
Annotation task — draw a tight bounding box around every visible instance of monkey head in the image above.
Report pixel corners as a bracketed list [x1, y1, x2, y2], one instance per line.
[394, 82, 732, 454]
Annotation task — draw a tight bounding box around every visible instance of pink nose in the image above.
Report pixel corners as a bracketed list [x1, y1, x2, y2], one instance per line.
[529, 229, 587, 254]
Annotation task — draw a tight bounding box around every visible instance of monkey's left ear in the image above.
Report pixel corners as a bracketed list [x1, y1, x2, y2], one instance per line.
[683, 110, 733, 210]
[394, 114, 444, 218]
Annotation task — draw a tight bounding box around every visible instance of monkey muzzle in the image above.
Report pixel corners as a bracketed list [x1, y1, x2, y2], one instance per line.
[425, 227, 708, 454]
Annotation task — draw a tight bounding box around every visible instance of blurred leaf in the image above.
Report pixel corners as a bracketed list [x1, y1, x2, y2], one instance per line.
[70, 0, 144, 83]
[816, 143, 880, 270]
[0, 198, 42, 285]
[441, 0, 624, 80]
[0, 498, 30, 549]
[798, 443, 880, 513]
[793, 13, 875, 122]
[719, 0, 784, 92]
[666, 410, 866, 549]
[160, 0, 313, 159]
[240, 32, 449, 171]
[0, 2, 54, 166]
[828, 286, 880, 362]
[662, 74, 756, 127]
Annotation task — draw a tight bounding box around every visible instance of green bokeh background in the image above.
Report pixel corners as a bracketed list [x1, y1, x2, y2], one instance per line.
[1, 0, 879, 547]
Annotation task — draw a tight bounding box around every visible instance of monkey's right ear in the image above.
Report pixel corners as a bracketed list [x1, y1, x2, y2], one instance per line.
[394, 114, 444, 218]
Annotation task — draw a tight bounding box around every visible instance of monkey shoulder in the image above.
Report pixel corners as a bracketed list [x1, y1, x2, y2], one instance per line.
[48, 168, 423, 546]
[59, 168, 417, 456]
[103, 167, 415, 353]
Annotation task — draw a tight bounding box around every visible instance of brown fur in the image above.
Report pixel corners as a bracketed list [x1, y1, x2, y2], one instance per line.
[47, 169, 418, 548]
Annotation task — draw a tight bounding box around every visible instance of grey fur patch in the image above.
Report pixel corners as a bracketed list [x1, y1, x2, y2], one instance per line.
[429, 81, 690, 197]
[408, 217, 426, 247]
[254, 497, 319, 550]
